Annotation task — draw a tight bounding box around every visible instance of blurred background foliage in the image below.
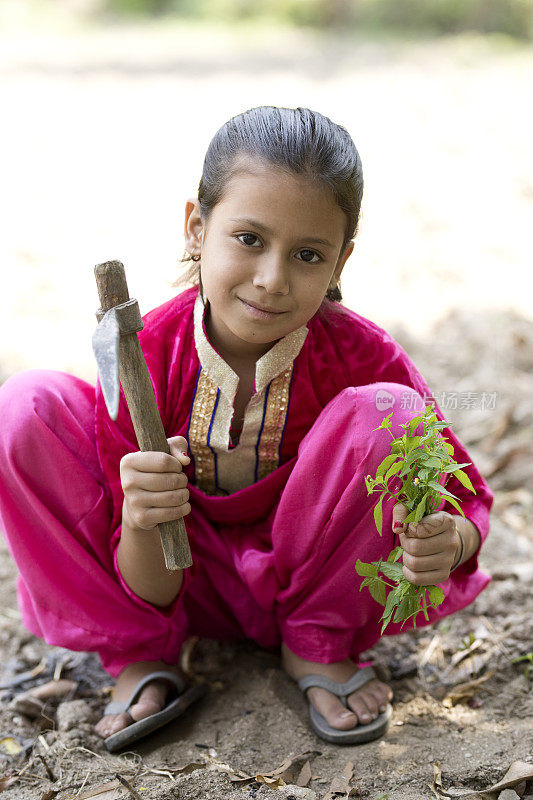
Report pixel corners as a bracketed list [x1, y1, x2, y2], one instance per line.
[98, 0, 533, 40]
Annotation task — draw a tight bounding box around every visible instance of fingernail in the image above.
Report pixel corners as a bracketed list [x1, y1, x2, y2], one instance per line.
[393, 521, 405, 530]
[361, 714, 371, 722]
[340, 710, 354, 718]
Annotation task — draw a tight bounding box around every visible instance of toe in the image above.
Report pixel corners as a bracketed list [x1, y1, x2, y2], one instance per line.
[94, 711, 134, 739]
[347, 679, 392, 722]
[347, 694, 375, 725]
[368, 683, 393, 713]
[307, 687, 359, 731]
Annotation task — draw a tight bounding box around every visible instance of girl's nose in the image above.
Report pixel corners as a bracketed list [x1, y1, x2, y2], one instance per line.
[253, 254, 289, 294]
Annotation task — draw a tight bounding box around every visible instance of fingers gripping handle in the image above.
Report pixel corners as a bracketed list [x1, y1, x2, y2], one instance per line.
[94, 260, 192, 570]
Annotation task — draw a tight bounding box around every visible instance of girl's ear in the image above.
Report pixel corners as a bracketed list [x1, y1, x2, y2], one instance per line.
[184, 198, 204, 255]
[331, 241, 354, 287]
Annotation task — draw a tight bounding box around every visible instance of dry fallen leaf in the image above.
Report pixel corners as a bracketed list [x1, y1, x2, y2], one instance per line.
[429, 759, 533, 799]
[442, 670, 495, 708]
[321, 760, 361, 800]
[61, 779, 124, 800]
[256, 775, 287, 788]
[29, 678, 78, 701]
[9, 694, 46, 718]
[482, 761, 533, 795]
[39, 791, 59, 800]
[296, 760, 312, 787]
[227, 750, 320, 786]
[0, 773, 19, 791]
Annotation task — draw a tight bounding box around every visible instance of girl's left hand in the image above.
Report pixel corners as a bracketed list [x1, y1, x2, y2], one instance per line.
[392, 503, 461, 586]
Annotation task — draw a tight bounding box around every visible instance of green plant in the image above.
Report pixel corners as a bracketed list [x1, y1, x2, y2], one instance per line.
[355, 403, 476, 633]
[511, 652, 533, 680]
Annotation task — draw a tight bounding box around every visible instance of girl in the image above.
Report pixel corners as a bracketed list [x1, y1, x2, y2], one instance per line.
[0, 106, 493, 751]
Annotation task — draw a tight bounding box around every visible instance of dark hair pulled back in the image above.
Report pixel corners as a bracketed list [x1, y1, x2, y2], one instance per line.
[181, 106, 364, 302]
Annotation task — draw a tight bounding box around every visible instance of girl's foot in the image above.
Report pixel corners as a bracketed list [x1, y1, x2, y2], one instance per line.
[281, 643, 393, 731]
[94, 660, 186, 739]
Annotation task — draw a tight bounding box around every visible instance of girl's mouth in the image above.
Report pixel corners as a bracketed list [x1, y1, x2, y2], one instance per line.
[239, 298, 286, 320]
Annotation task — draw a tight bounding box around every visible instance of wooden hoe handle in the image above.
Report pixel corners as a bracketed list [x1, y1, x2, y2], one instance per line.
[95, 260, 192, 570]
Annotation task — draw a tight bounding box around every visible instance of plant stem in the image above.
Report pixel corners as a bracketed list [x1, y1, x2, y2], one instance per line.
[421, 590, 429, 622]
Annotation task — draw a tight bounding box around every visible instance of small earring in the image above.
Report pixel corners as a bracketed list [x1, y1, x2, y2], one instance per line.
[191, 253, 201, 262]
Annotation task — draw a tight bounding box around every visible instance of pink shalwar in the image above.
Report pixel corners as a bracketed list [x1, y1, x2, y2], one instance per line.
[0, 289, 493, 678]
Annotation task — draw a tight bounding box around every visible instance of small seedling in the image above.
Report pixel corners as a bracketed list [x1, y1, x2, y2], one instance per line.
[356, 403, 476, 633]
[511, 652, 533, 680]
[458, 632, 477, 651]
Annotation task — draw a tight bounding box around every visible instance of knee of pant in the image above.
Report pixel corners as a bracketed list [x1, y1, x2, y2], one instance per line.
[0, 370, 66, 453]
[357, 382, 427, 437]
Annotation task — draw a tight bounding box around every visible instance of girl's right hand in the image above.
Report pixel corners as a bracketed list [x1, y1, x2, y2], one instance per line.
[120, 436, 191, 532]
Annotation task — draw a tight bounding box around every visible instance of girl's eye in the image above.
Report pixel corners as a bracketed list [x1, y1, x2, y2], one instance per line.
[297, 249, 321, 264]
[237, 233, 261, 247]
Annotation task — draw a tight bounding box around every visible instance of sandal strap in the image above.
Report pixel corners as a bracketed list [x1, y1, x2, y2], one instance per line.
[104, 670, 187, 716]
[297, 666, 377, 705]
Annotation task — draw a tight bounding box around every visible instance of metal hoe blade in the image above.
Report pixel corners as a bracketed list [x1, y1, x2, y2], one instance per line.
[92, 307, 120, 420]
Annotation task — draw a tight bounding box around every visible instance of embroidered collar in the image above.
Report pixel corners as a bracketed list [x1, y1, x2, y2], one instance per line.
[193, 292, 308, 402]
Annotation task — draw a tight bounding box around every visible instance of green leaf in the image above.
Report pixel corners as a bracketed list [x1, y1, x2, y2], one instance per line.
[443, 495, 466, 518]
[451, 468, 476, 494]
[383, 460, 404, 485]
[405, 435, 422, 453]
[444, 462, 471, 473]
[374, 493, 384, 536]
[376, 412, 393, 430]
[380, 601, 397, 634]
[380, 561, 404, 581]
[432, 421, 449, 431]
[368, 579, 387, 606]
[413, 492, 430, 524]
[419, 456, 443, 469]
[376, 454, 401, 480]
[428, 585, 445, 606]
[355, 559, 379, 578]
[393, 595, 418, 623]
[427, 481, 459, 500]
[387, 546, 403, 563]
[443, 441, 455, 455]
[405, 415, 425, 435]
[397, 579, 412, 598]
[403, 509, 417, 524]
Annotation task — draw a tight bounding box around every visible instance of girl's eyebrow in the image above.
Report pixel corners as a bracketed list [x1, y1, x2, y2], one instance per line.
[229, 217, 335, 249]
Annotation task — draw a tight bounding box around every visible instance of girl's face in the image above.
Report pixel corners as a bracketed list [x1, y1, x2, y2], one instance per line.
[184, 158, 354, 364]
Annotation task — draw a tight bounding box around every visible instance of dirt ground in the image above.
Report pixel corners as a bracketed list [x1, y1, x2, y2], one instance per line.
[0, 14, 532, 800]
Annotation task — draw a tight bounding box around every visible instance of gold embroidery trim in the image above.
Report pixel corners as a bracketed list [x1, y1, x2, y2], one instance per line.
[256, 367, 292, 481]
[188, 368, 218, 495]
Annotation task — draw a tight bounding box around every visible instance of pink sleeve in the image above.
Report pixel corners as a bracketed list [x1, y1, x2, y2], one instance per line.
[363, 331, 494, 569]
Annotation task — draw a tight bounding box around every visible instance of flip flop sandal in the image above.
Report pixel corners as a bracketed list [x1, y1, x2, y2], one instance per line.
[298, 666, 392, 744]
[102, 670, 208, 752]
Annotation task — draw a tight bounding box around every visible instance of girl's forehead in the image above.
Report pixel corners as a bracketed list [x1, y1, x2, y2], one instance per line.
[214, 161, 346, 240]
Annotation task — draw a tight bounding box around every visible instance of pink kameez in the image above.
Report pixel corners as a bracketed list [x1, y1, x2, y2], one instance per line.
[0, 287, 493, 677]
